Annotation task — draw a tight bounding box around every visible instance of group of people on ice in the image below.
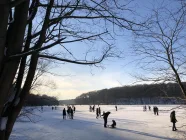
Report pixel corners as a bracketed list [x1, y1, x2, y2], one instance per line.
[62, 105, 76, 119]
[153, 106, 159, 115]
[143, 105, 178, 131]
[89, 105, 95, 112]
[61, 104, 177, 131]
[89, 105, 117, 128]
[96, 107, 101, 118]
[143, 105, 159, 115]
[52, 106, 57, 110]
[143, 105, 151, 111]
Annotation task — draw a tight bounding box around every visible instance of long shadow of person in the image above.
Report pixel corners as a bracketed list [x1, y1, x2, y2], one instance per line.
[114, 128, 178, 140]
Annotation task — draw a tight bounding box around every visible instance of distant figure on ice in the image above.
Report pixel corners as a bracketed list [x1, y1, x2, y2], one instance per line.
[52, 106, 54, 110]
[89, 106, 92, 112]
[74, 106, 76, 113]
[70, 108, 74, 119]
[96, 108, 99, 119]
[148, 106, 151, 111]
[98, 107, 101, 117]
[156, 107, 159, 115]
[115, 105, 117, 111]
[92, 105, 95, 112]
[153, 106, 155, 114]
[63, 108, 66, 119]
[153, 106, 159, 115]
[67, 106, 71, 118]
[143, 105, 147, 111]
[101, 111, 111, 128]
[170, 111, 177, 131]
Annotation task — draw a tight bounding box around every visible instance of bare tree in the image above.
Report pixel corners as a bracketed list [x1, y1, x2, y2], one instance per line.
[0, 0, 144, 139]
[132, 1, 186, 98]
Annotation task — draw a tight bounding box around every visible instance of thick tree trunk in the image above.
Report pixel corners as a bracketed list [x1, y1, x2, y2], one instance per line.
[5, 54, 39, 140]
[0, 0, 9, 72]
[4, 24, 32, 140]
[0, 1, 29, 140]
[0, 1, 29, 115]
[4, 1, 54, 138]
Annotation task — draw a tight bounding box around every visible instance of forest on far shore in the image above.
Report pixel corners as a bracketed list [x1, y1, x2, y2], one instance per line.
[25, 94, 59, 106]
[75, 83, 186, 105]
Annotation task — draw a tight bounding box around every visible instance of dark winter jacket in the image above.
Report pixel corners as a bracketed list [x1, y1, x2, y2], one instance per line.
[63, 109, 66, 115]
[102, 112, 110, 119]
[170, 111, 177, 123]
[111, 120, 116, 128]
[98, 107, 101, 114]
[96, 108, 99, 114]
[71, 109, 73, 116]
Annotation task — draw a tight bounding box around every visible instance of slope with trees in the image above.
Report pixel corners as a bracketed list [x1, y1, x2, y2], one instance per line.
[25, 94, 59, 106]
[75, 83, 185, 104]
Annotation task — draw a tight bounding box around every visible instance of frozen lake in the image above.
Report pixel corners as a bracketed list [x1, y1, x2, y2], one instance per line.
[10, 105, 186, 140]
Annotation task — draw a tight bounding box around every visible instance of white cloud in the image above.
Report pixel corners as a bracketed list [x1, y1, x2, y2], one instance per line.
[33, 71, 134, 100]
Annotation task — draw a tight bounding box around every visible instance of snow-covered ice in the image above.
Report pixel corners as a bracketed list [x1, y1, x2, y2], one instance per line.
[10, 105, 186, 140]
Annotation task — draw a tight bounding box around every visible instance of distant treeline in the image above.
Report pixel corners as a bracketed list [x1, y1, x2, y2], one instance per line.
[25, 94, 59, 106]
[75, 83, 185, 104]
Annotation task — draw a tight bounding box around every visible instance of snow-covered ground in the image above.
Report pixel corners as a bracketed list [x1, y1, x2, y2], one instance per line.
[10, 105, 186, 140]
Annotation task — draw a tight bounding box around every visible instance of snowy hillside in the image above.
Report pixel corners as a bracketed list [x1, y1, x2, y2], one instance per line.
[10, 105, 186, 140]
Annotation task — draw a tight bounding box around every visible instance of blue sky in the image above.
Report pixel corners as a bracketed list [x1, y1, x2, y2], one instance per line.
[34, 0, 183, 100]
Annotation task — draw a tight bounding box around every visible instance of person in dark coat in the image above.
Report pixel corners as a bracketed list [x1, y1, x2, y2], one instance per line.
[70, 108, 74, 119]
[67, 107, 70, 118]
[74, 106, 76, 113]
[156, 107, 159, 115]
[153, 106, 159, 115]
[144, 105, 147, 111]
[92, 105, 95, 112]
[96, 108, 99, 119]
[101, 111, 111, 128]
[148, 106, 151, 111]
[98, 107, 101, 117]
[170, 111, 177, 131]
[115, 105, 117, 111]
[63, 108, 66, 119]
[111, 120, 116, 128]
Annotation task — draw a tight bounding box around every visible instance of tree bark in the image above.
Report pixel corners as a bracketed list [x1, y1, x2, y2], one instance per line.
[0, 1, 29, 140]
[4, 0, 54, 138]
[0, 0, 9, 75]
[4, 55, 39, 140]
[0, 0, 29, 115]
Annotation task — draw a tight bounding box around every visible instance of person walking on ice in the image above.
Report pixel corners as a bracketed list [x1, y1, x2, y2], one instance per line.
[63, 108, 66, 119]
[73, 106, 76, 113]
[70, 108, 74, 119]
[170, 111, 177, 131]
[98, 107, 101, 117]
[96, 108, 99, 119]
[148, 106, 151, 111]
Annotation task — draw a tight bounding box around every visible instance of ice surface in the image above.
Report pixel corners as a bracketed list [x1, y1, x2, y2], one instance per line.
[10, 105, 186, 140]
